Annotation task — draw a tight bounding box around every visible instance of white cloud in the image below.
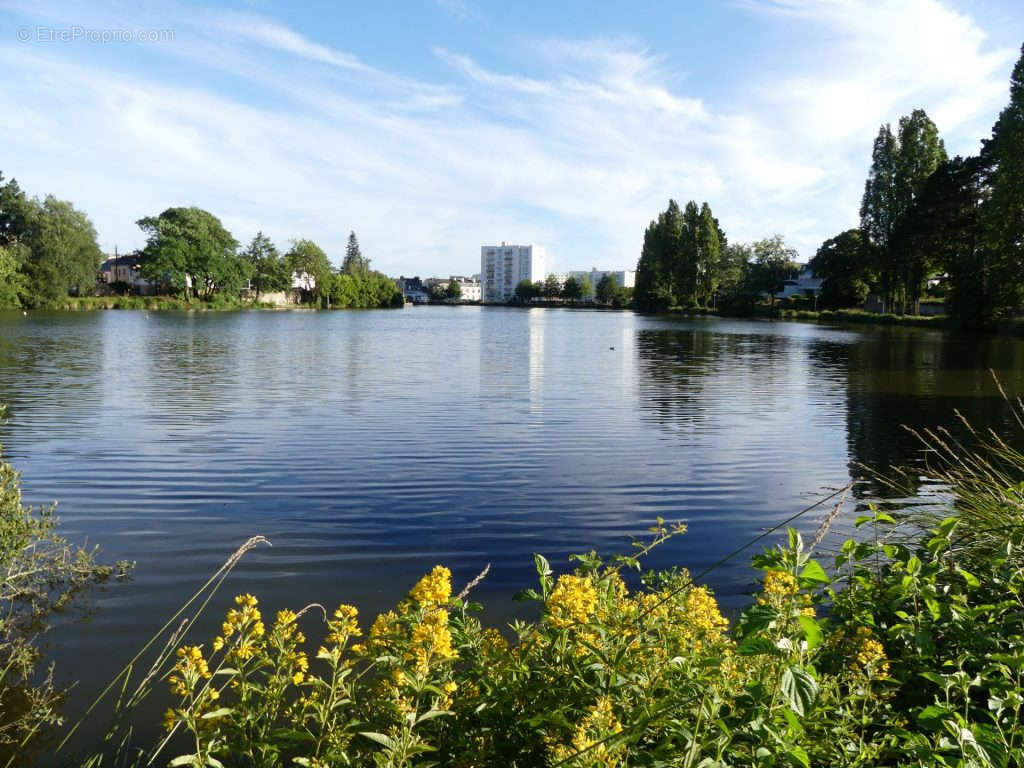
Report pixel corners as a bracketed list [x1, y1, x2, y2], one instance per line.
[0, 0, 1017, 273]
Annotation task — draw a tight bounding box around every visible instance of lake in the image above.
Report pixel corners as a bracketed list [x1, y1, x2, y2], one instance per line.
[0, 306, 1022, 760]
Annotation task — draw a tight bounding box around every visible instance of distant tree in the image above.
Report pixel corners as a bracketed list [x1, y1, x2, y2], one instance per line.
[0, 244, 27, 307]
[0, 173, 31, 247]
[635, 199, 726, 311]
[561, 276, 582, 302]
[342, 231, 369, 276]
[285, 239, 332, 302]
[446, 280, 462, 300]
[980, 43, 1024, 317]
[747, 236, 799, 303]
[577, 275, 592, 301]
[861, 109, 947, 312]
[513, 279, 535, 302]
[543, 273, 562, 299]
[809, 229, 872, 309]
[137, 207, 243, 300]
[22, 196, 103, 304]
[595, 273, 618, 304]
[696, 203, 722, 307]
[242, 231, 290, 300]
[715, 243, 752, 307]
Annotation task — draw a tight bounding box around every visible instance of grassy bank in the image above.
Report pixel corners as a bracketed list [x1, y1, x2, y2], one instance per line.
[45, 296, 287, 311]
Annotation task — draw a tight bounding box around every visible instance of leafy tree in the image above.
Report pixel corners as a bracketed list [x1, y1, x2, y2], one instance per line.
[635, 199, 727, 311]
[341, 231, 369, 276]
[809, 229, 872, 309]
[137, 207, 243, 300]
[543, 274, 562, 299]
[979, 43, 1024, 317]
[696, 203, 722, 307]
[513, 279, 536, 302]
[242, 232, 290, 300]
[577, 275, 592, 301]
[860, 110, 947, 313]
[0, 173, 30, 248]
[21, 196, 103, 305]
[561, 276, 582, 302]
[749, 235, 799, 304]
[0, 245, 27, 308]
[595, 273, 619, 304]
[716, 243, 752, 308]
[285, 239, 333, 303]
[428, 281, 447, 302]
[446, 280, 462, 300]
[328, 271, 402, 309]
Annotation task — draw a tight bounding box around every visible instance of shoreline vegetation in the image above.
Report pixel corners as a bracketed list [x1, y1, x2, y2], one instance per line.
[1, 383, 1023, 765]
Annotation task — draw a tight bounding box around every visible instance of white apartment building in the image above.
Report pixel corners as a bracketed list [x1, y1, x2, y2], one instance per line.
[481, 243, 548, 302]
[567, 269, 637, 298]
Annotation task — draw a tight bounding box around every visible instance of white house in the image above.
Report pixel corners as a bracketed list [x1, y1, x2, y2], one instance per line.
[481, 243, 548, 302]
[99, 253, 156, 294]
[774, 265, 823, 300]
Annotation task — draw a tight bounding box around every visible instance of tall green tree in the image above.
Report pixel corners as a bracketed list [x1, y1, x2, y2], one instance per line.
[446, 280, 462, 300]
[561, 276, 582, 302]
[808, 229, 872, 309]
[980, 43, 1024, 316]
[596, 273, 619, 304]
[22, 196, 103, 304]
[577, 274, 592, 301]
[860, 110, 947, 312]
[242, 232, 290, 300]
[0, 173, 30, 248]
[137, 207, 243, 300]
[341, 231, 368, 276]
[514, 279, 537, 302]
[285, 239, 333, 303]
[696, 202, 722, 307]
[543, 273, 562, 299]
[716, 243, 752, 308]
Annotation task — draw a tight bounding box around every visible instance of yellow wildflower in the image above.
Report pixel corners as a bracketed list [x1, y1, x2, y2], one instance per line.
[547, 574, 598, 629]
[409, 566, 452, 606]
[852, 627, 890, 679]
[763, 570, 799, 599]
[408, 609, 458, 671]
[162, 708, 177, 732]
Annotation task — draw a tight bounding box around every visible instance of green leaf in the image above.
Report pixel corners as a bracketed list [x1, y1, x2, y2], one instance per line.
[917, 704, 955, 731]
[168, 757, 199, 768]
[360, 731, 398, 749]
[513, 589, 541, 601]
[786, 746, 810, 768]
[534, 553, 552, 578]
[799, 560, 829, 585]
[206, 758, 225, 768]
[957, 567, 981, 588]
[780, 665, 818, 717]
[415, 709, 452, 725]
[200, 708, 233, 720]
[798, 616, 822, 650]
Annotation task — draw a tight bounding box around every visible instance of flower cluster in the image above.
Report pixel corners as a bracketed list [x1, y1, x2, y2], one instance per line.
[553, 696, 625, 767]
[409, 565, 452, 606]
[546, 574, 598, 629]
[408, 609, 458, 672]
[212, 593, 265, 660]
[852, 627, 890, 679]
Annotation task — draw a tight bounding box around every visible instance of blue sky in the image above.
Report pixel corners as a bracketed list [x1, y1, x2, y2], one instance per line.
[1, 0, 1021, 276]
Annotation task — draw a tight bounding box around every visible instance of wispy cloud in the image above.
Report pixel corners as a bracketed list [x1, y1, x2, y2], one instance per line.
[0, 0, 1016, 275]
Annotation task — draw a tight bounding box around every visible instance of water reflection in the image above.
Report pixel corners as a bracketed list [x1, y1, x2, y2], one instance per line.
[0, 309, 1022, 764]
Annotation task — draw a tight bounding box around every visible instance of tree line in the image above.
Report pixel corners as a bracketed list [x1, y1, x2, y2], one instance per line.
[635, 43, 1024, 328]
[0, 188, 400, 309]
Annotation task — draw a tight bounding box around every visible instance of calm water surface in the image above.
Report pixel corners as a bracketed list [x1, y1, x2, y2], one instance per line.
[0, 306, 1022, 759]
